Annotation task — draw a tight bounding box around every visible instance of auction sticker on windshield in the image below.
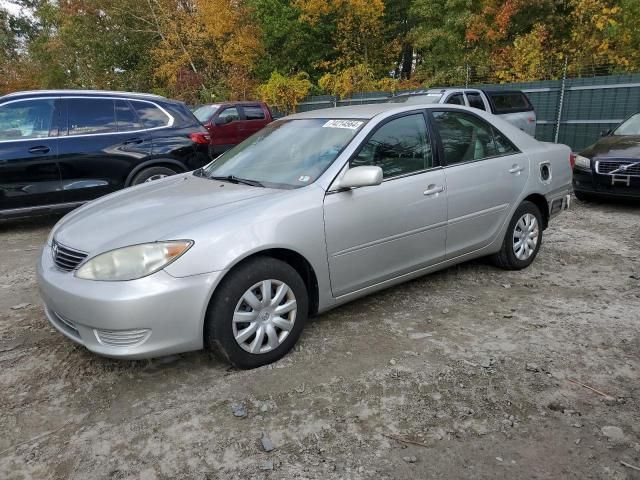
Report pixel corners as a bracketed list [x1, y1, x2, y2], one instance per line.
[322, 120, 364, 130]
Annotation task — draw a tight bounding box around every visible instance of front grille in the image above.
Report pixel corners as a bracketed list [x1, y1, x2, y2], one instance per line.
[94, 328, 151, 347]
[52, 241, 88, 271]
[596, 160, 640, 176]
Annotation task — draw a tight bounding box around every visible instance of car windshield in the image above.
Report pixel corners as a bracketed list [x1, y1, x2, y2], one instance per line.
[389, 93, 443, 104]
[201, 118, 365, 189]
[613, 113, 640, 136]
[193, 104, 221, 123]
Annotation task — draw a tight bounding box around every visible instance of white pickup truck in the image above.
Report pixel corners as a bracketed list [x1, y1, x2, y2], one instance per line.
[390, 88, 537, 137]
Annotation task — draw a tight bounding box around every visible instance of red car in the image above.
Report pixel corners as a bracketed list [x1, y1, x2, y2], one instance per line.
[193, 101, 273, 155]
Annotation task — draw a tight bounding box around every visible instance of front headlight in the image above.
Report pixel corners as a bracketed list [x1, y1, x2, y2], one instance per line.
[76, 241, 193, 281]
[575, 155, 591, 169]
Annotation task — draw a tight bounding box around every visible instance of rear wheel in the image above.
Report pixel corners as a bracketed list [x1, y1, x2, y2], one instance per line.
[204, 257, 308, 369]
[131, 166, 178, 185]
[492, 201, 543, 270]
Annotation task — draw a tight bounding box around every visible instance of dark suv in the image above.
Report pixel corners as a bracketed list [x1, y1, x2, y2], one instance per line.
[0, 90, 213, 218]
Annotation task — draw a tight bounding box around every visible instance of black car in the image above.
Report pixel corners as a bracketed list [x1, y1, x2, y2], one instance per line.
[0, 90, 212, 218]
[573, 112, 640, 201]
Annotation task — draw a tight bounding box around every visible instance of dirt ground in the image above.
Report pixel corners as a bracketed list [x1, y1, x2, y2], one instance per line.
[0, 199, 639, 480]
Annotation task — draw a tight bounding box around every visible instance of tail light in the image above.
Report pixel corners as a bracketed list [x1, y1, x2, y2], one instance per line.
[569, 153, 576, 169]
[189, 132, 211, 144]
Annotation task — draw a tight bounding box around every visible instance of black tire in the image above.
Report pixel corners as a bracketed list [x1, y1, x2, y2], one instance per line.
[492, 200, 543, 270]
[204, 256, 308, 369]
[131, 166, 178, 185]
[573, 190, 593, 202]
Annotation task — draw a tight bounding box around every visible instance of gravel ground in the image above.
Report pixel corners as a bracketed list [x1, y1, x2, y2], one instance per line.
[0, 199, 639, 480]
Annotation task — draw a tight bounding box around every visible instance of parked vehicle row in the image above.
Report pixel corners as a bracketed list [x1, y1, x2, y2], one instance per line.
[389, 88, 537, 137]
[0, 90, 212, 218]
[37, 103, 572, 368]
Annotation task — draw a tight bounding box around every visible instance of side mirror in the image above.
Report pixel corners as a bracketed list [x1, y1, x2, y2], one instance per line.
[214, 116, 233, 125]
[333, 166, 383, 190]
[600, 129, 611, 137]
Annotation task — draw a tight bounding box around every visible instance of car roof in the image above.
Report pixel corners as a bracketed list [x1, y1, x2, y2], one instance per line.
[287, 103, 447, 120]
[0, 89, 175, 104]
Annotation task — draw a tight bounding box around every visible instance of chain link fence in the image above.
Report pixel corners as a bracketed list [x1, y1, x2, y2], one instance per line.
[294, 61, 640, 151]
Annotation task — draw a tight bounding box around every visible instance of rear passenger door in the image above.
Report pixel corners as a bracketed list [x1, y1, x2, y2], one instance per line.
[58, 97, 153, 203]
[429, 109, 529, 258]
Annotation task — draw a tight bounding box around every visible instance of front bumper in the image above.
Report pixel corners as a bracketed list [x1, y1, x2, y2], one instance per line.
[573, 168, 640, 199]
[37, 246, 223, 359]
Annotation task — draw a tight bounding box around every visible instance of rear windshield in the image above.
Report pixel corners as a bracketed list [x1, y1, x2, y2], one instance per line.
[486, 92, 533, 114]
[193, 104, 221, 123]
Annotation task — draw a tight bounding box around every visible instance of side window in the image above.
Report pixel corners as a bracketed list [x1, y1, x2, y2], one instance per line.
[0, 99, 56, 140]
[351, 114, 432, 178]
[68, 98, 116, 135]
[492, 127, 518, 155]
[432, 111, 498, 165]
[218, 107, 240, 122]
[445, 93, 464, 105]
[130, 100, 171, 128]
[466, 92, 486, 111]
[115, 100, 142, 131]
[243, 106, 265, 120]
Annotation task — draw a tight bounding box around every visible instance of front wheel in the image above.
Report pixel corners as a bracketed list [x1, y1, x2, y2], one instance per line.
[492, 201, 543, 270]
[204, 257, 308, 369]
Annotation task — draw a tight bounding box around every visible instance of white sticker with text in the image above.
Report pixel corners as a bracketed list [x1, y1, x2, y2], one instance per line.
[322, 120, 364, 130]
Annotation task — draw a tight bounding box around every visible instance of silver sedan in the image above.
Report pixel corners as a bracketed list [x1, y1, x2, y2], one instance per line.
[38, 104, 572, 368]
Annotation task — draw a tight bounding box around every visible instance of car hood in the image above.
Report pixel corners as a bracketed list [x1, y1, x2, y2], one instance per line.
[52, 173, 280, 254]
[581, 135, 640, 159]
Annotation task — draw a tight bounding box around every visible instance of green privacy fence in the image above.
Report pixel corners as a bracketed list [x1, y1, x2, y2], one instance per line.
[293, 73, 640, 151]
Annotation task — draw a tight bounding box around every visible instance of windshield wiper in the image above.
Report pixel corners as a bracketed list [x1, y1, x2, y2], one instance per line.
[209, 175, 265, 187]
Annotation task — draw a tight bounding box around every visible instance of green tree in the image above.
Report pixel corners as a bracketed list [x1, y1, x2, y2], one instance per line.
[257, 71, 312, 113]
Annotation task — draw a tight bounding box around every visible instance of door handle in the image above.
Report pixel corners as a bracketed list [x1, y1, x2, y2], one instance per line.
[28, 145, 50, 154]
[509, 164, 525, 174]
[423, 185, 445, 196]
[123, 138, 144, 145]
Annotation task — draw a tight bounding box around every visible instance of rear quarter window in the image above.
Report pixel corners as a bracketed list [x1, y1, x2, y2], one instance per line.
[130, 100, 172, 128]
[486, 92, 533, 114]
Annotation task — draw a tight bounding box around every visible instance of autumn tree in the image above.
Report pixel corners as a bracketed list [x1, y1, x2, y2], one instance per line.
[257, 71, 312, 114]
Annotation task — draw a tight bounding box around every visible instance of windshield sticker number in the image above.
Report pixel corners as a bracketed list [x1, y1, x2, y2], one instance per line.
[322, 120, 363, 130]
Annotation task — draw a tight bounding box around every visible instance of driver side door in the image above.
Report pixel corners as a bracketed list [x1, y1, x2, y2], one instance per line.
[323, 112, 447, 297]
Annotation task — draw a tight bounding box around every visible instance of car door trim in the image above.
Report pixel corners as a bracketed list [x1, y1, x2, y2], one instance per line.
[0, 201, 86, 218]
[446, 203, 509, 226]
[332, 219, 448, 257]
[0, 96, 174, 143]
